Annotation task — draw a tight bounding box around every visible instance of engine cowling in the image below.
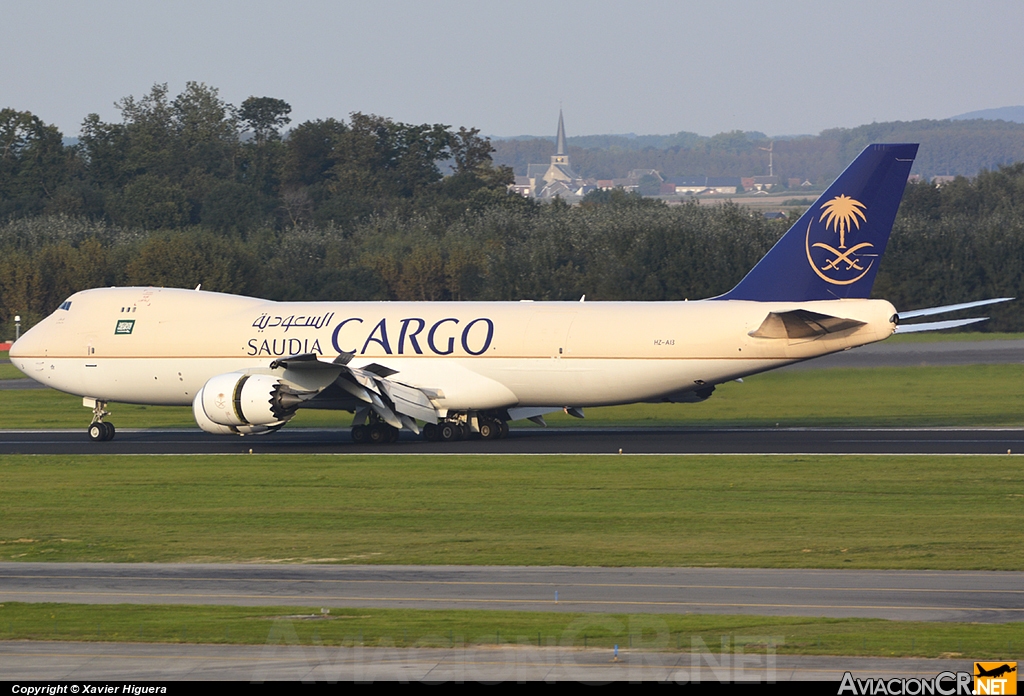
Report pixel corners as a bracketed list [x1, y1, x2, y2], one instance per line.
[193, 372, 307, 435]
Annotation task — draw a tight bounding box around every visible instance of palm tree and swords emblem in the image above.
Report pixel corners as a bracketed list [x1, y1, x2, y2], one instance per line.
[805, 194, 874, 285]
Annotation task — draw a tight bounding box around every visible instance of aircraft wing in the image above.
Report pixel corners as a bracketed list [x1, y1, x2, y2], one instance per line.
[269, 352, 440, 432]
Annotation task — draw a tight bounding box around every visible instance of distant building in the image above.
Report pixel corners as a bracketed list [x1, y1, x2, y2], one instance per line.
[517, 111, 592, 199]
[741, 176, 779, 192]
[665, 176, 741, 195]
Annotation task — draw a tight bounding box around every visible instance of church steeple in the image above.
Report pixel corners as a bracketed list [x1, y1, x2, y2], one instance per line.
[552, 109, 569, 166]
[555, 109, 568, 156]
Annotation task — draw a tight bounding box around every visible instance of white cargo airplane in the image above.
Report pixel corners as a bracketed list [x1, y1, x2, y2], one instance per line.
[8, 143, 1011, 443]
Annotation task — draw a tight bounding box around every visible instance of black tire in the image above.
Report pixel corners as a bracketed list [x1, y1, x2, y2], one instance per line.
[102, 422, 115, 441]
[422, 423, 439, 442]
[369, 423, 390, 444]
[351, 424, 368, 444]
[439, 423, 462, 442]
[88, 423, 105, 442]
[478, 419, 499, 440]
[497, 419, 509, 438]
[387, 425, 400, 443]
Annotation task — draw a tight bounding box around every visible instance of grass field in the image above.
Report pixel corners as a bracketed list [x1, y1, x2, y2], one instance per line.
[1, 603, 1020, 659]
[4, 340, 1023, 658]
[2, 453, 1021, 568]
[3, 363, 1023, 429]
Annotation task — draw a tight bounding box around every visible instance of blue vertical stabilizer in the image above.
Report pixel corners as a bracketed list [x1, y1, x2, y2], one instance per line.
[716, 143, 918, 302]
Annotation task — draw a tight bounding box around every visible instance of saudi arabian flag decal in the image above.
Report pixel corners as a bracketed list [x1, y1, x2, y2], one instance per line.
[115, 319, 135, 335]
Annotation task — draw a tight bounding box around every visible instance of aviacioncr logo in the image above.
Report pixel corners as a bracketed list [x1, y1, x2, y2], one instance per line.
[805, 194, 875, 286]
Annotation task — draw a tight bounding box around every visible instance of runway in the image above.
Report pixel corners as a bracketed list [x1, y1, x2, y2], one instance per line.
[0, 641, 987, 682]
[2, 563, 1022, 622]
[2, 426, 1023, 455]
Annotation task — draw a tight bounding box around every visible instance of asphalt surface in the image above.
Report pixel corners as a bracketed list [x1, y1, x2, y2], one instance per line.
[0, 642, 989, 682]
[2, 563, 1021, 623]
[2, 426, 1023, 455]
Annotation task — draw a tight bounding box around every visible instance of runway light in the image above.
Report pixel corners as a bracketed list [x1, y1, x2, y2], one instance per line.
[618, 448, 622, 454]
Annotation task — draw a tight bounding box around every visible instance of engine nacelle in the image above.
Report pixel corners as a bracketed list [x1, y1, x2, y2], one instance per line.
[193, 372, 306, 435]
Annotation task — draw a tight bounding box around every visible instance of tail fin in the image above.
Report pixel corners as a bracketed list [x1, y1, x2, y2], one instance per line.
[717, 143, 918, 302]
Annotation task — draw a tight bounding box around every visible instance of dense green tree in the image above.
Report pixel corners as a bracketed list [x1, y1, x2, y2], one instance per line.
[0, 109, 69, 217]
[449, 126, 494, 175]
[124, 230, 258, 293]
[239, 97, 291, 145]
[239, 96, 291, 199]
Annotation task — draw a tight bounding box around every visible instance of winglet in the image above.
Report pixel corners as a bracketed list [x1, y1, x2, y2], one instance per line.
[717, 143, 918, 302]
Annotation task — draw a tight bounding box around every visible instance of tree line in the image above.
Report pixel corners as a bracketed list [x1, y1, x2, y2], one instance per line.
[493, 119, 1024, 183]
[3, 163, 1024, 338]
[1, 82, 513, 230]
[2, 84, 1023, 338]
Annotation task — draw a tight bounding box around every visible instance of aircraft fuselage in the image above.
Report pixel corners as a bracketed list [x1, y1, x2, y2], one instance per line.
[10, 286, 896, 413]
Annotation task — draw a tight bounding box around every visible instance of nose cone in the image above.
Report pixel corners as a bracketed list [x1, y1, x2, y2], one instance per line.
[9, 332, 28, 359]
[8, 319, 50, 374]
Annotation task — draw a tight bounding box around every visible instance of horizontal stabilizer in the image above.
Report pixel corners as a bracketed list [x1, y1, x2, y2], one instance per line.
[895, 317, 990, 334]
[899, 297, 1014, 319]
[749, 309, 865, 340]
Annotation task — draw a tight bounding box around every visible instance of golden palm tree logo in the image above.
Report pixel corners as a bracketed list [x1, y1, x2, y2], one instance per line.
[819, 194, 867, 249]
[805, 194, 874, 285]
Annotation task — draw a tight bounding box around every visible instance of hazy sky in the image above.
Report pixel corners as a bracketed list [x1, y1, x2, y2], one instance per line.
[3, 0, 1022, 139]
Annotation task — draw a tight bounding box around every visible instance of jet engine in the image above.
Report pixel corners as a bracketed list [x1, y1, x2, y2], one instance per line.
[192, 372, 312, 435]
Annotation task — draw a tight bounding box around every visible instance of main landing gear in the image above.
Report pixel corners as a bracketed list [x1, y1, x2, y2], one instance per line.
[85, 398, 116, 442]
[349, 410, 510, 445]
[350, 410, 400, 445]
[421, 413, 508, 442]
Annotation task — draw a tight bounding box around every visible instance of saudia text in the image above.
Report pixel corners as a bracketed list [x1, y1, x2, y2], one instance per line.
[246, 317, 495, 357]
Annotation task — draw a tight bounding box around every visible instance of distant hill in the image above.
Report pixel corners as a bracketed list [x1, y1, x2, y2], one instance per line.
[492, 131, 764, 151]
[950, 106, 1024, 123]
[492, 119, 1024, 183]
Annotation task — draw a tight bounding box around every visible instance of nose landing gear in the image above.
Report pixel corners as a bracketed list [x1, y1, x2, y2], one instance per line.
[85, 398, 115, 442]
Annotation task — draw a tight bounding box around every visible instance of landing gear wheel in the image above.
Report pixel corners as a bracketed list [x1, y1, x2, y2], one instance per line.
[89, 421, 114, 442]
[351, 424, 368, 444]
[369, 423, 391, 444]
[497, 419, 509, 438]
[439, 423, 465, 442]
[478, 418, 500, 440]
[387, 425, 400, 443]
[422, 423, 440, 442]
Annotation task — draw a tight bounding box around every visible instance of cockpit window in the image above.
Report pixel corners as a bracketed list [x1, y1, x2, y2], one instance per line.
[58, 300, 72, 311]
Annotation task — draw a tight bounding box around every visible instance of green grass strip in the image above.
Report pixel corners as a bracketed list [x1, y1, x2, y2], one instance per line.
[0, 603, 1020, 659]
[3, 363, 1024, 429]
[2, 454, 1022, 568]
